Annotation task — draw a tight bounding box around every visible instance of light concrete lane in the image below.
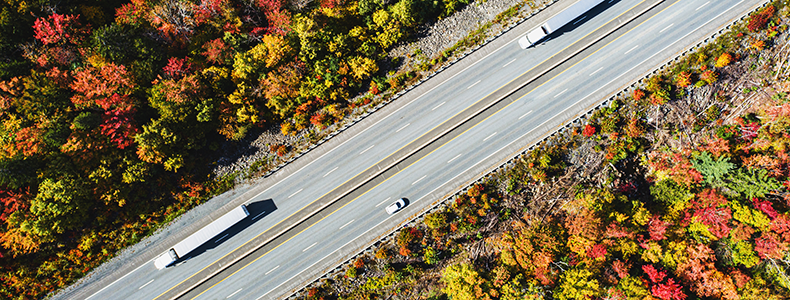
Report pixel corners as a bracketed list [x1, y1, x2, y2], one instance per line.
[66, 1, 638, 299]
[190, 0, 760, 298]
[99, 1, 647, 300]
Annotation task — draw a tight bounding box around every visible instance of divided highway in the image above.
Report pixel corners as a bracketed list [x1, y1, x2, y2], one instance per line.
[60, 0, 768, 299]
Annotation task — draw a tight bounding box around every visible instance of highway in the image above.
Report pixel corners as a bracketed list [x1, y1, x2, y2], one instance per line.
[60, 0, 768, 299]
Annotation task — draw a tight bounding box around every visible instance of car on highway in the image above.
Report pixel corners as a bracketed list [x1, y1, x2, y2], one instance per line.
[385, 198, 408, 214]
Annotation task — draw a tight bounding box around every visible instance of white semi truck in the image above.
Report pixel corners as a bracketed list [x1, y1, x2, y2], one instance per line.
[154, 204, 250, 269]
[519, 0, 606, 48]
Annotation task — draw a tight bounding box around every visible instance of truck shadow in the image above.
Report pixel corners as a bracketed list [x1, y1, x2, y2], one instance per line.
[532, 0, 622, 48]
[176, 199, 277, 263]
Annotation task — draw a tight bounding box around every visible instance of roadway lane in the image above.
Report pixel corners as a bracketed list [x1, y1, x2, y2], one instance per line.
[77, 1, 639, 299]
[186, 0, 762, 299]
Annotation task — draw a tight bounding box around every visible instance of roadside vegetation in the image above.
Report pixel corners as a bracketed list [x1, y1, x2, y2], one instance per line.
[0, 0, 548, 297]
[297, 2, 790, 299]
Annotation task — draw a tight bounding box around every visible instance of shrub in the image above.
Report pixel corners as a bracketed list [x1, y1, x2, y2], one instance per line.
[633, 89, 645, 101]
[675, 71, 692, 88]
[582, 124, 597, 137]
[715, 53, 732, 68]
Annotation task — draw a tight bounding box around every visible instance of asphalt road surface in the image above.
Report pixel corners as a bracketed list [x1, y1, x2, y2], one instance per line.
[68, 0, 767, 299]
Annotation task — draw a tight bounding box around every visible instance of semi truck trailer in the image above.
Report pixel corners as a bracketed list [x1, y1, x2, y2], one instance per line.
[154, 204, 250, 269]
[519, 0, 606, 48]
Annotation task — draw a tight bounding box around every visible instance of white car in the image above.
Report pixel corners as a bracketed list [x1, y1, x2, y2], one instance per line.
[385, 198, 407, 215]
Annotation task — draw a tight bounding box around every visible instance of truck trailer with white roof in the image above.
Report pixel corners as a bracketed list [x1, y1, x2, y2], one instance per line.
[519, 0, 606, 48]
[154, 204, 249, 269]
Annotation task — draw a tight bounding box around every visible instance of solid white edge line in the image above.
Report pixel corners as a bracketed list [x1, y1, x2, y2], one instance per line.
[254, 2, 751, 299]
[339, 219, 355, 230]
[303, 242, 317, 252]
[138, 279, 155, 290]
[396, 123, 410, 133]
[359, 144, 375, 155]
[226, 288, 243, 299]
[84, 256, 154, 299]
[287, 189, 303, 199]
[412, 175, 427, 185]
[323, 167, 338, 178]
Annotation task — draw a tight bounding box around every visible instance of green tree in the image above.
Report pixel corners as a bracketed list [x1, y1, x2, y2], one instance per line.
[21, 175, 89, 241]
[691, 151, 734, 186]
[725, 168, 781, 199]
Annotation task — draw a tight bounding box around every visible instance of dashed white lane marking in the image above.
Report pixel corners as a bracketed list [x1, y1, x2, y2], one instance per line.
[139, 279, 154, 290]
[215, 234, 229, 243]
[412, 175, 427, 185]
[447, 153, 462, 164]
[697, 1, 710, 11]
[589, 67, 603, 76]
[483, 132, 498, 142]
[467, 80, 481, 89]
[226, 288, 242, 298]
[624, 45, 639, 54]
[265, 266, 279, 275]
[257, 2, 751, 299]
[303, 242, 317, 252]
[432, 101, 446, 110]
[359, 144, 375, 154]
[339, 219, 355, 230]
[573, 16, 587, 25]
[323, 167, 338, 178]
[502, 58, 517, 68]
[396, 123, 410, 132]
[554, 89, 568, 98]
[287, 189, 303, 199]
[519, 110, 534, 120]
[376, 197, 391, 207]
[660, 23, 674, 33]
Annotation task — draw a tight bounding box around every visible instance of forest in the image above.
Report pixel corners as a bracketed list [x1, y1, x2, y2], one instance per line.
[0, 0, 491, 297]
[296, 2, 790, 300]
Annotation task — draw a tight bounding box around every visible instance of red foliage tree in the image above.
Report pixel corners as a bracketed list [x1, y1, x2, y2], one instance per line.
[752, 198, 778, 219]
[0, 188, 29, 223]
[692, 206, 732, 239]
[33, 14, 88, 45]
[100, 108, 138, 149]
[648, 216, 670, 241]
[651, 279, 687, 300]
[633, 89, 645, 101]
[748, 6, 775, 32]
[202, 39, 229, 64]
[755, 232, 788, 259]
[163, 57, 193, 79]
[642, 264, 667, 283]
[70, 63, 136, 110]
[582, 124, 596, 137]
